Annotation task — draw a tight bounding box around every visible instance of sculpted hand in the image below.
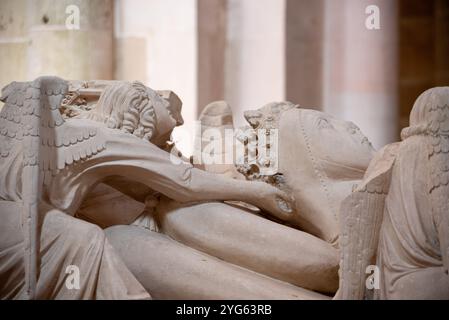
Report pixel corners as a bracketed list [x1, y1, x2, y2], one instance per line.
[253, 182, 295, 221]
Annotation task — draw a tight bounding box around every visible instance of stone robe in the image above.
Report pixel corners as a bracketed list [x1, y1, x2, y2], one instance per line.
[376, 136, 449, 299]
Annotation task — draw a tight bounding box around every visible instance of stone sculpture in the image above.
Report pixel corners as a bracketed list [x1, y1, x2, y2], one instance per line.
[73, 87, 375, 299]
[119, 101, 375, 299]
[337, 87, 449, 299]
[0, 77, 149, 299]
[0, 77, 293, 299]
[1, 76, 444, 300]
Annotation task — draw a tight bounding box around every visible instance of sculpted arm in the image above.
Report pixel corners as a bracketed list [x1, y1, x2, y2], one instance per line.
[49, 126, 291, 220]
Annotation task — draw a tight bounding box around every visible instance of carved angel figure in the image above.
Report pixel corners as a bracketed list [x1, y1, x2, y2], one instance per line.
[338, 87, 449, 299]
[4, 74, 404, 300]
[0, 76, 149, 299]
[0, 77, 291, 299]
[103, 101, 375, 299]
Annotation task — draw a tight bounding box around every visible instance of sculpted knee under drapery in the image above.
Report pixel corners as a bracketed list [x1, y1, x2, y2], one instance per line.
[1, 76, 447, 299]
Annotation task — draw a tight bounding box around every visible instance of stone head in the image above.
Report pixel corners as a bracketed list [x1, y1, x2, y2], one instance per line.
[240, 102, 375, 243]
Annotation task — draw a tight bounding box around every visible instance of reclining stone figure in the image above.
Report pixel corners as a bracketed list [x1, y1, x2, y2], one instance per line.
[8, 77, 438, 299]
[65, 80, 375, 299]
[0, 77, 292, 299]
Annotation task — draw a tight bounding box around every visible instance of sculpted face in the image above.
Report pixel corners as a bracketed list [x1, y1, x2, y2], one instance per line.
[300, 110, 375, 179]
[150, 95, 179, 147]
[240, 103, 375, 243]
[157, 90, 184, 127]
[83, 82, 183, 148]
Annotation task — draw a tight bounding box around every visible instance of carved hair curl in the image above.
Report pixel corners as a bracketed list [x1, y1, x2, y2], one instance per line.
[87, 81, 156, 141]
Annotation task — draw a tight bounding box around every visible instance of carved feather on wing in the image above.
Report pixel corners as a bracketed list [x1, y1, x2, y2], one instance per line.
[0, 77, 106, 176]
[426, 103, 449, 274]
[337, 143, 399, 300]
[0, 76, 106, 299]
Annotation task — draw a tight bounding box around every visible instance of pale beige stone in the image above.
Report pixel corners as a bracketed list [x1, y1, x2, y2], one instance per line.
[323, 0, 399, 148]
[0, 0, 114, 98]
[0, 77, 149, 299]
[105, 225, 329, 300]
[112, 101, 375, 298]
[338, 87, 449, 300]
[237, 102, 375, 243]
[2, 76, 443, 300]
[0, 0, 29, 91]
[0, 77, 295, 299]
[114, 37, 147, 83]
[193, 100, 243, 179]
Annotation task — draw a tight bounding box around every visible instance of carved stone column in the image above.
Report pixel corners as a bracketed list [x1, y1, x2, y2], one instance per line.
[323, 0, 399, 148]
[0, 0, 29, 90]
[197, 0, 227, 113]
[224, 0, 286, 128]
[286, 0, 325, 110]
[27, 0, 113, 80]
[435, 0, 449, 85]
[0, 0, 114, 94]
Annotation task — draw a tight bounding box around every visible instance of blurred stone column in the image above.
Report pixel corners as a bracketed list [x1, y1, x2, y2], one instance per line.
[323, 0, 399, 148]
[286, 0, 325, 109]
[27, 0, 113, 80]
[225, 0, 286, 128]
[0, 0, 29, 90]
[197, 0, 227, 113]
[0, 0, 113, 92]
[435, 0, 449, 85]
[114, 0, 198, 156]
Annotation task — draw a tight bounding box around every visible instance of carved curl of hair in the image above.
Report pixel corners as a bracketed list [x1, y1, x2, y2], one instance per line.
[87, 81, 156, 142]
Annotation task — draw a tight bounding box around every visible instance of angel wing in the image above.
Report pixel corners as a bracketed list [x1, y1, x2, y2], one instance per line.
[0, 76, 106, 299]
[0, 77, 107, 174]
[426, 101, 449, 275]
[401, 87, 449, 275]
[336, 142, 399, 300]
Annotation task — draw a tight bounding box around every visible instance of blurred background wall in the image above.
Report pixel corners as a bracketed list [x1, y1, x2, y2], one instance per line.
[0, 0, 448, 155]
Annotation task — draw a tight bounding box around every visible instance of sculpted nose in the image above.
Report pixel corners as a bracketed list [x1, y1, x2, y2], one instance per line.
[176, 114, 184, 126]
[244, 110, 263, 129]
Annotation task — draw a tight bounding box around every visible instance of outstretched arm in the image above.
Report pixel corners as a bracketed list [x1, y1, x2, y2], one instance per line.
[48, 125, 292, 221]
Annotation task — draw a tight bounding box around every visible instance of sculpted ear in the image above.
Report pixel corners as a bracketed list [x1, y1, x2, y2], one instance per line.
[244, 110, 263, 129]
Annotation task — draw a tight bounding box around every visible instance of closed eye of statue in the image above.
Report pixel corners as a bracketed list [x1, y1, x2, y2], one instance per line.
[316, 117, 333, 130]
